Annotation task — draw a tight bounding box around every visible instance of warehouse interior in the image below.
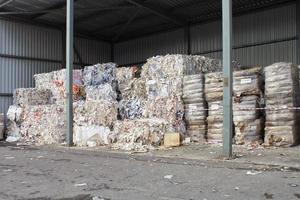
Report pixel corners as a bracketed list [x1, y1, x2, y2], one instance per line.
[0, 0, 299, 156]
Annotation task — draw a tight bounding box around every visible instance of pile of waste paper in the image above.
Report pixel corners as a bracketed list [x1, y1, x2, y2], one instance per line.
[233, 67, 264, 145]
[0, 113, 4, 140]
[264, 62, 300, 146]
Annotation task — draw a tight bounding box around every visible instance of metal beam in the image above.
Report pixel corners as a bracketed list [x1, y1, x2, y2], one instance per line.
[297, 0, 300, 64]
[0, 0, 14, 8]
[125, 0, 186, 26]
[222, 0, 233, 158]
[75, 6, 135, 24]
[113, 8, 140, 42]
[66, 0, 74, 146]
[184, 24, 191, 54]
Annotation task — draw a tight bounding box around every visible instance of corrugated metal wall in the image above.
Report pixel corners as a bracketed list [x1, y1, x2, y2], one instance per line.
[0, 19, 111, 114]
[115, 28, 186, 65]
[115, 3, 297, 66]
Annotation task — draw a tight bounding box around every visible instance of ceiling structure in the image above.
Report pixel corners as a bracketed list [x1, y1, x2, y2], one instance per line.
[0, 0, 296, 42]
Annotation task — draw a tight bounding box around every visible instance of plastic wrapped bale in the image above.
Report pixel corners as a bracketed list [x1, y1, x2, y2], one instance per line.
[205, 72, 223, 102]
[205, 72, 223, 143]
[233, 95, 263, 145]
[13, 88, 52, 107]
[85, 84, 117, 102]
[19, 104, 67, 145]
[74, 100, 118, 127]
[74, 125, 112, 147]
[34, 69, 84, 103]
[233, 67, 263, 97]
[206, 101, 223, 143]
[111, 118, 170, 151]
[233, 67, 264, 145]
[183, 74, 207, 142]
[0, 113, 4, 140]
[264, 62, 300, 146]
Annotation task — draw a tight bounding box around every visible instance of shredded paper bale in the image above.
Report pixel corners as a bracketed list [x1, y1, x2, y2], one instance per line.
[111, 118, 170, 151]
[264, 62, 300, 146]
[233, 67, 264, 145]
[34, 69, 84, 103]
[183, 74, 206, 142]
[13, 88, 51, 107]
[0, 113, 4, 140]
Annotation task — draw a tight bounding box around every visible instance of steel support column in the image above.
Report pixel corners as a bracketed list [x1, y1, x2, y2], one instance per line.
[297, 0, 300, 64]
[222, 0, 233, 157]
[66, 0, 74, 146]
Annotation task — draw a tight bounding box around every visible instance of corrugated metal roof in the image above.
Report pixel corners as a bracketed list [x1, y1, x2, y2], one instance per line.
[0, 0, 295, 42]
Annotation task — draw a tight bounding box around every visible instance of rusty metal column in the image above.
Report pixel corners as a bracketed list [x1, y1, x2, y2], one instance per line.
[66, 0, 74, 146]
[222, 0, 233, 157]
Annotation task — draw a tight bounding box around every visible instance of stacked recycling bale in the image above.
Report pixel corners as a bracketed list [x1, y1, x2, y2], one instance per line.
[183, 74, 206, 142]
[74, 63, 119, 147]
[233, 67, 264, 145]
[116, 66, 147, 120]
[205, 72, 223, 143]
[6, 88, 66, 145]
[0, 113, 4, 140]
[264, 62, 300, 146]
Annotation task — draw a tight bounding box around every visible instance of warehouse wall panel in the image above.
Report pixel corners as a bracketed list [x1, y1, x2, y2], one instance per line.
[0, 18, 111, 114]
[115, 28, 186, 65]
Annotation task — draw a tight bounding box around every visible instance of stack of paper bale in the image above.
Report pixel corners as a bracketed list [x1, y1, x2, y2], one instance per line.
[183, 74, 206, 142]
[233, 67, 264, 145]
[141, 55, 191, 134]
[73, 63, 119, 147]
[264, 62, 300, 146]
[0, 113, 4, 140]
[116, 67, 147, 120]
[6, 88, 66, 145]
[205, 72, 223, 143]
[34, 69, 84, 104]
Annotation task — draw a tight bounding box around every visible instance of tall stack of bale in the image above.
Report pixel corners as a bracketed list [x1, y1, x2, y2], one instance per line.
[264, 62, 300, 146]
[205, 72, 223, 143]
[74, 63, 119, 147]
[0, 113, 4, 140]
[183, 74, 206, 142]
[233, 67, 264, 145]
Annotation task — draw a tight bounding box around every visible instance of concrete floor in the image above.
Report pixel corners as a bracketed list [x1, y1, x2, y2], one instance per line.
[0, 142, 300, 200]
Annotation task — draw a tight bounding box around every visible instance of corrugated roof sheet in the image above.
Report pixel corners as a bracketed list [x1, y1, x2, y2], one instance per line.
[0, 0, 295, 42]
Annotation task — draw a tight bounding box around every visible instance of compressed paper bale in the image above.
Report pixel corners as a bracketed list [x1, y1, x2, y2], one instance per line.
[34, 69, 84, 104]
[73, 125, 111, 147]
[192, 55, 222, 73]
[119, 78, 147, 101]
[264, 62, 300, 146]
[116, 67, 134, 98]
[17, 104, 67, 145]
[205, 72, 223, 102]
[119, 98, 145, 120]
[145, 78, 183, 99]
[0, 113, 4, 140]
[85, 84, 117, 102]
[143, 96, 185, 133]
[83, 63, 117, 89]
[74, 100, 118, 127]
[183, 74, 207, 142]
[111, 118, 170, 151]
[13, 88, 52, 107]
[233, 67, 263, 97]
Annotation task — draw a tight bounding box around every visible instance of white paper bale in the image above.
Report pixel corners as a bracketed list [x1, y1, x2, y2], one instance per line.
[74, 125, 111, 147]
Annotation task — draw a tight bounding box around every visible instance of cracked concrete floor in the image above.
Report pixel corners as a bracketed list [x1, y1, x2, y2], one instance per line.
[0, 142, 300, 200]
